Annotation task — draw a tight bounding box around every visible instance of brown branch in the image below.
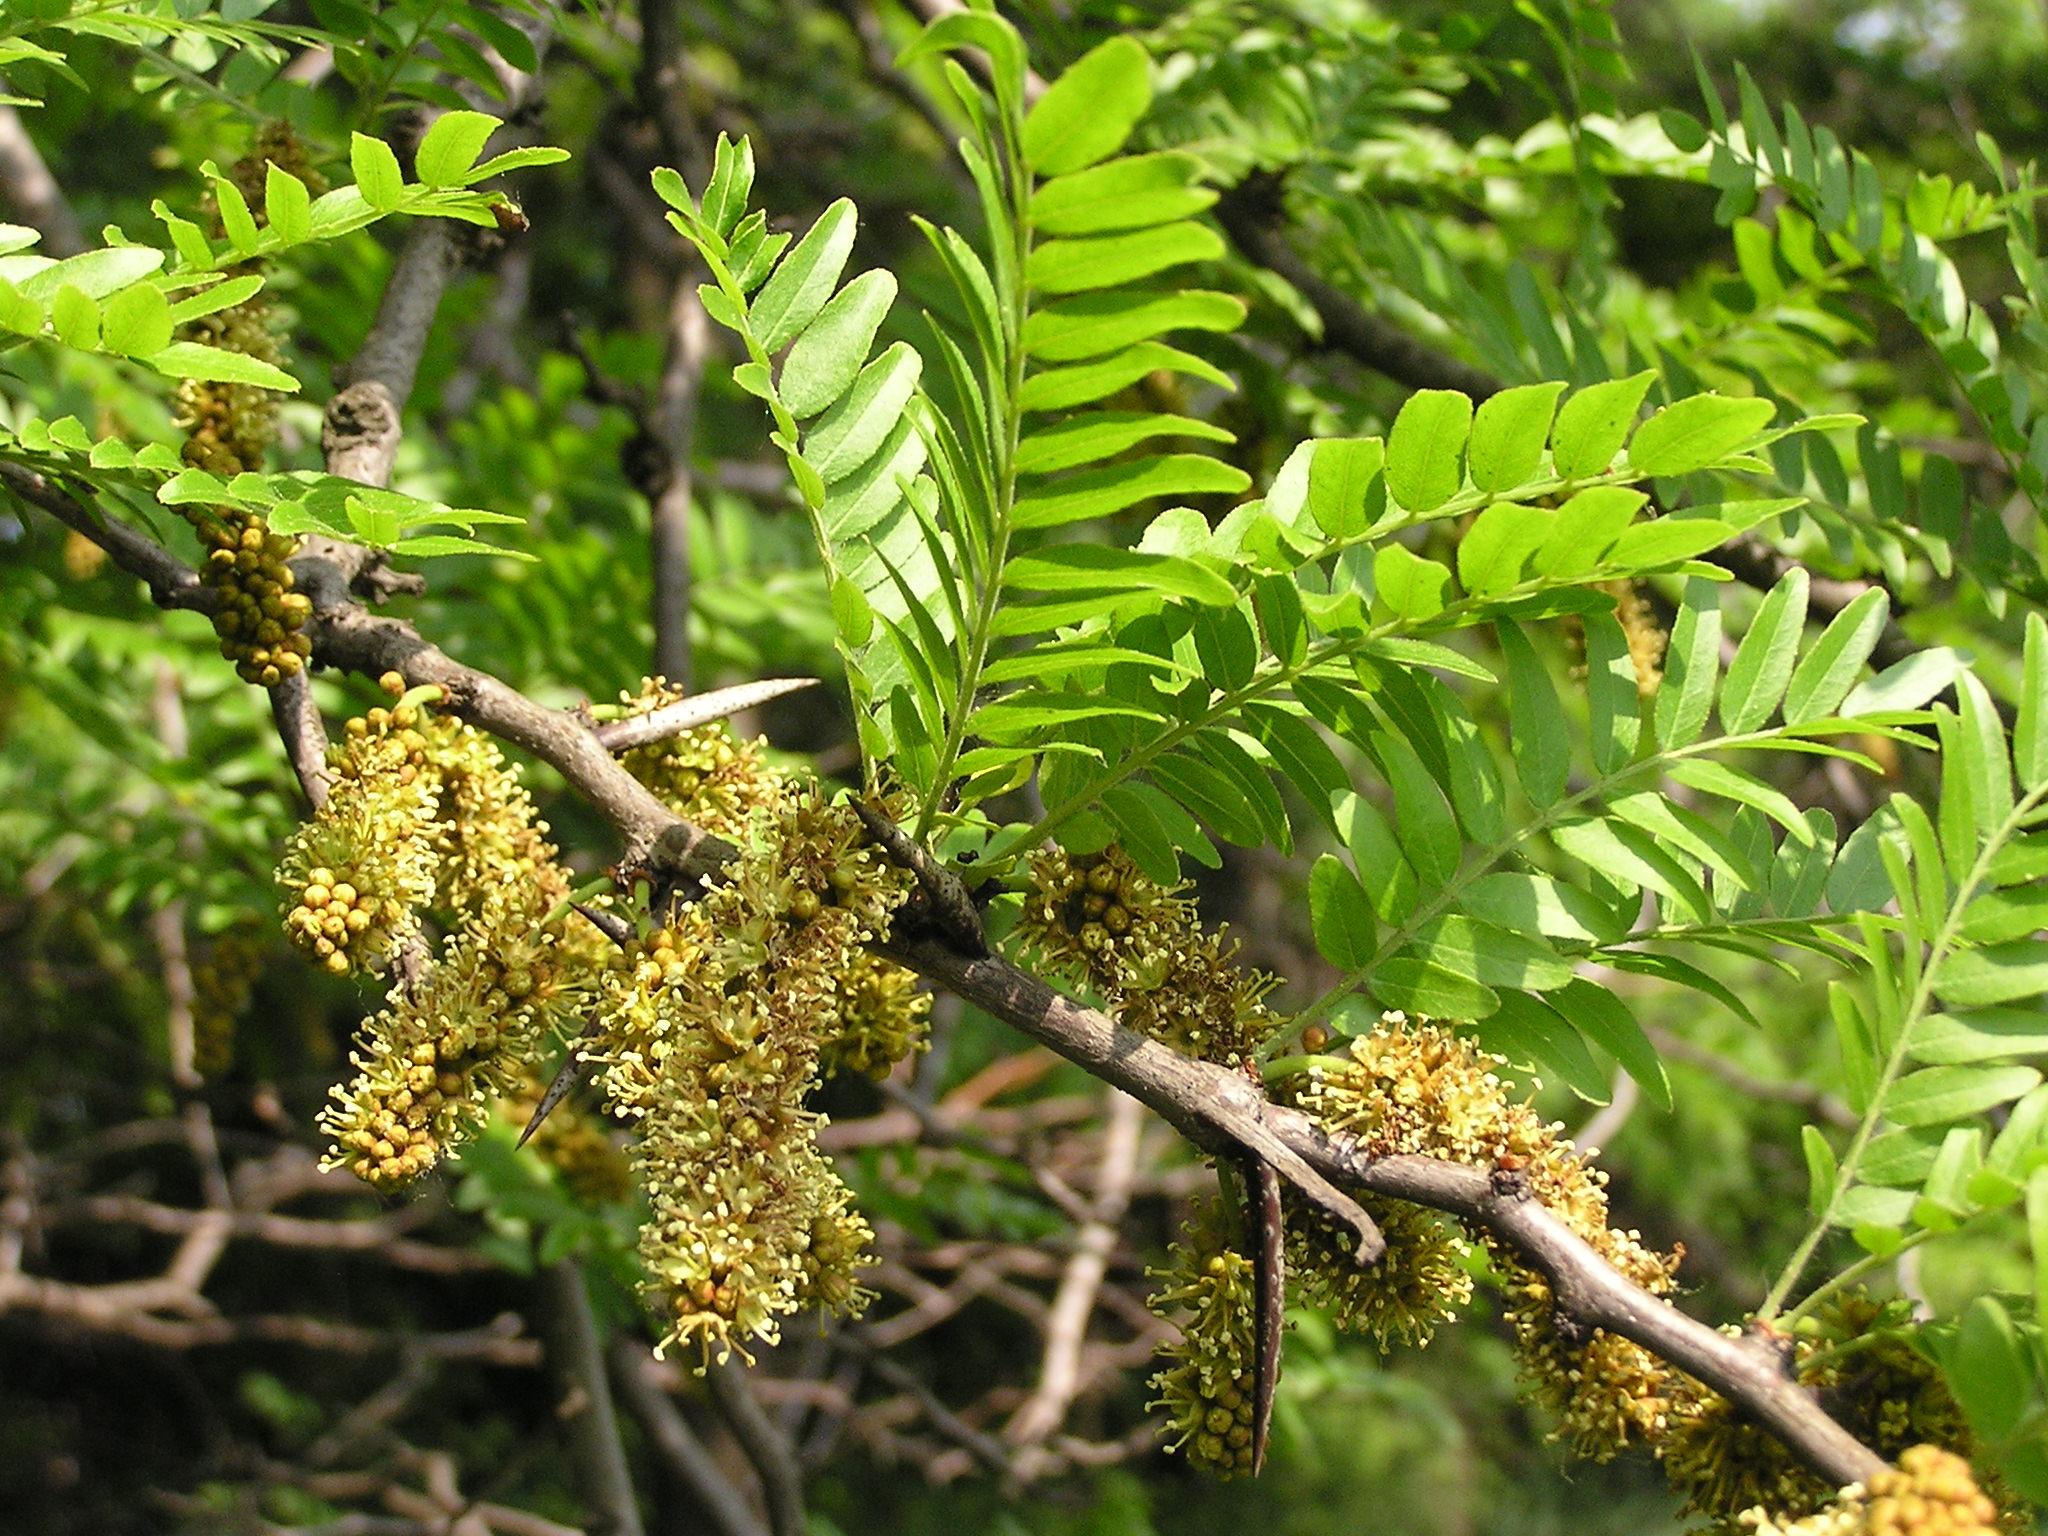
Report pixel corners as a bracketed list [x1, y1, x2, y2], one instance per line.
[607, 1340, 770, 1536]
[649, 278, 709, 687]
[1214, 177, 1508, 400]
[0, 102, 85, 256]
[891, 937, 1886, 1490]
[0, 461, 213, 612]
[532, 1260, 645, 1536]
[49, 1194, 496, 1277]
[1005, 1091, 1142, 1447]
[1644, 1024, 1858, 1131]
[1211, 178, 1926, 672]
[705, 1361, 806, 1536]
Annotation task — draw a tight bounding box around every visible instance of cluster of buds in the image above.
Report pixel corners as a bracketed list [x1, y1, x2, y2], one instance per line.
[614, 680, 784, 837]
[1285, 1191, 1472, 1352]
[176, 124, 328, 681]
[1147, 1213, 1260, 1479]
[820, 951, 932, 1080]
[278, 770, 437, 976]
[1019, 845, 1280, 1068]
[175, 299, 284, 477]
[1740, 1446, 2004, 1536]
[1599, 577, 1667, 697]
[192, 921, 268, 1077]
[333, 684, 576, 932]
[590, 776, 913, 1359]
[187, 507, 312, 686]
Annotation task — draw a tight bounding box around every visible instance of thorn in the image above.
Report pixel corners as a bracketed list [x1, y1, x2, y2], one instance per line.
[519, 1018, 604, 1148]
[573, 902, 634, 948]
[850, 802, 987, 956]
[591, 677, 822, 752]
[1243, 1155, 1285, 1476]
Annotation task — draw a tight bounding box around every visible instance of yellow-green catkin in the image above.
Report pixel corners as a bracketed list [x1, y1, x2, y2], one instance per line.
[176, 127, 324, 688]
[278, 730, 438, 976]
[590, 778, 912, 1361]
[614, 679, 783, 837]
[820, 951, 931, 1080]
[1287, 1013, 1683, 1460]
[305, 677, 616, 1186]
[318, 915, 573, 1188]
[1147, 1211, 1259, 1479]
[1738, 1445, 2003, 1536]
[1019, 845, 1280, 1068]
[1285, 1191, 1473, 1352]
[192, 921, 267, 1077]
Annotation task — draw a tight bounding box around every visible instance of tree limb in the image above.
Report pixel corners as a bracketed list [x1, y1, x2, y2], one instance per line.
[705, 1360, 806, 1536]
[532, 1260, 645, 1536]
[606, 1340, 770, 1536]
[30, 473, 1890, 1492]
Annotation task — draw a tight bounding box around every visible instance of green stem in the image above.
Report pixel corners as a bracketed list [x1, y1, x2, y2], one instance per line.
[916, 103, 1032, 844]
[1757, 778, 2048, 1322]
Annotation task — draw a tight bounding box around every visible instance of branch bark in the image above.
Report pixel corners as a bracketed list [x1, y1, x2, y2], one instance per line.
[893, 937, 1886, 1489]
[606, 1340, 770, 1536]
[0, 102, 85, 256]
[533, 1260, 645, 1536]
[705, 1360, 806, 1536]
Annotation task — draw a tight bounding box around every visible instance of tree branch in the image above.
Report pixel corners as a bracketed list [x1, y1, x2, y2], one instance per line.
[0, 102, 85, 256]
[891, 937, 1887, 1490]
[532, 1260, 645, 1536]
[0, 461, 213, 613]
[606, 1340, 770, 1536]
[1214, 177, 1508, 400]
[705, 1360, 806, 1536]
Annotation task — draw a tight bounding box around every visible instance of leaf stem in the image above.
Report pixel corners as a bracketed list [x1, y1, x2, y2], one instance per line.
[1757, 777, 2048, 1322]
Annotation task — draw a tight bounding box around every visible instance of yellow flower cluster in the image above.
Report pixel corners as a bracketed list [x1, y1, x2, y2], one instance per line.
[1664, 1293, 2017, 1533]
[1285, 1191, 1472, 1352]
[1601, 577, 1668, 698]
[616, 699, 931, 1081]
[1740, 1447, 2004, 1536]
[1148, 1213, 1260, 1479]
[1019, 846, 1279, 1067]
[820, 951, 932, 1080]
[176, 124, 326, 685]
[278, 750, 438, 976]
[299, 678, 614, 1188]
[284, 680, 600, 981]
[1290, 1013, 1682, 1459]
[590, 777, 912, 1360]
[319, 916, 574, 1188]
[615, 679, 784, 837]
[192, 921, 267, 1077]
